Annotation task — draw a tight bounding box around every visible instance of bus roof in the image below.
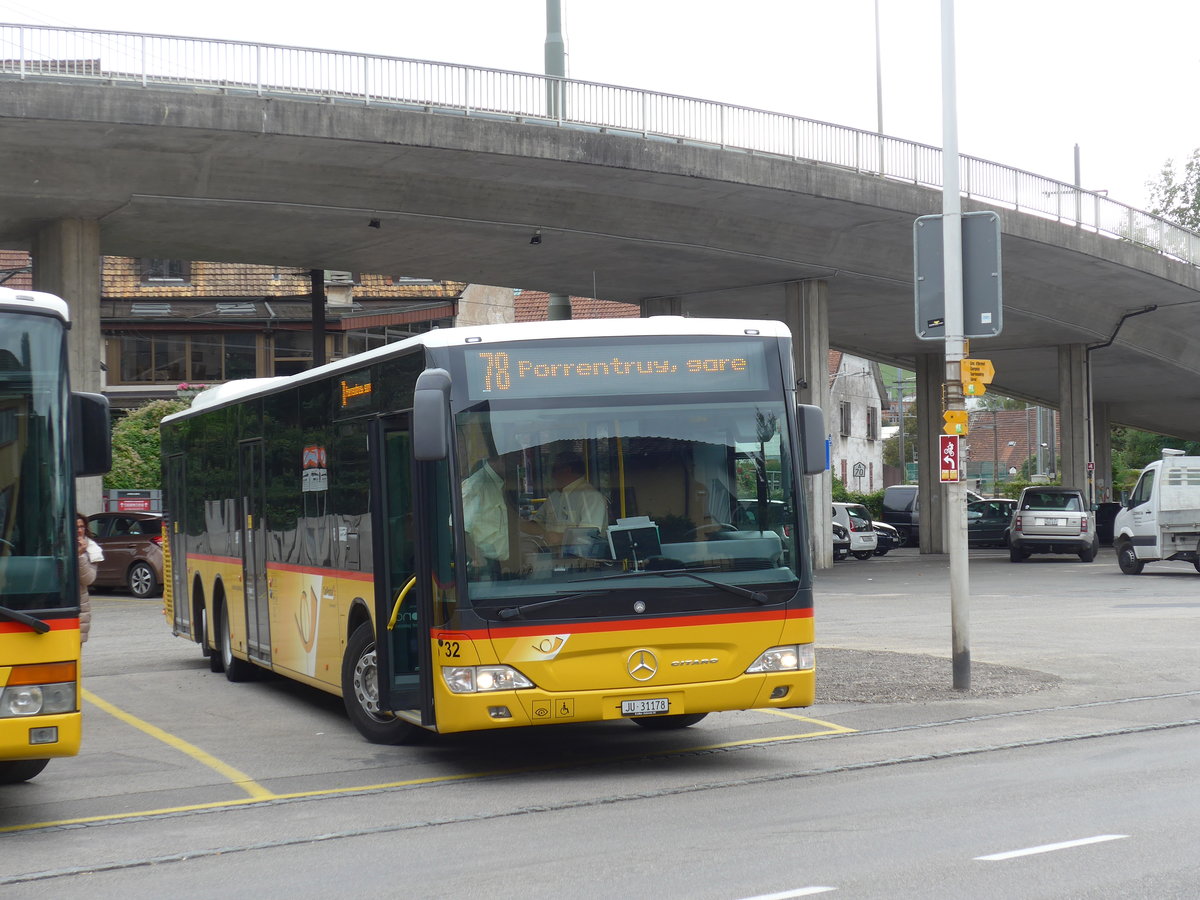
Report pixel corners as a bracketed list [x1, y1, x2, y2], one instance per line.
[0, 286, 70, 322]
[163, 316, 792, 423]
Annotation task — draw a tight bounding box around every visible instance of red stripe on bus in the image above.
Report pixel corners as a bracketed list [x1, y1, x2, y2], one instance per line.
[0, 618, 80, 635]
[436, 606, 812, 641]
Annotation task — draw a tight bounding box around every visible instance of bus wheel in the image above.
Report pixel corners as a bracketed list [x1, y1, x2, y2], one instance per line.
[631, 713, 707, 730]
[202, 607, 223, 673]
[342, 622, 423, 745]
[0, 758, 49, 784]
[219, 603, 255, 682]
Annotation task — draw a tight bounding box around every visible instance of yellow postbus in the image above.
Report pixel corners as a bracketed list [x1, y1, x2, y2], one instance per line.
[0, 287, 110, 783]
[161, 317, 824, 744]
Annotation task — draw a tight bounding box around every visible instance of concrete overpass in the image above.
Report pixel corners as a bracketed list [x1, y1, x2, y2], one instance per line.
[3, 25, 1200, 551]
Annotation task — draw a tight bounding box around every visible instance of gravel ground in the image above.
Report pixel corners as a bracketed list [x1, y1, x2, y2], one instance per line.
[815, 647, 1061, 703]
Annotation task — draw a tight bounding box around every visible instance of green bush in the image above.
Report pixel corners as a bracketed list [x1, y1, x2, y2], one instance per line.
[104, 398, 189, 490]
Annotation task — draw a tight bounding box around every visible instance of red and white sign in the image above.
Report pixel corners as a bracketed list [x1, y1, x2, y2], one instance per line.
[939, 434, 961, 482]
[117, 498, 152, 511]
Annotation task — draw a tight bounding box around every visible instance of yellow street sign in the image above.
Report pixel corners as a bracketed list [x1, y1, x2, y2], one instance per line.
[962, 358, 995, 396]
[942, 409, 969, 435]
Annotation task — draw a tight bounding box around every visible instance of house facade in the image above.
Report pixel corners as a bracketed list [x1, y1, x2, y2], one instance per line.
[828, 350, 888, 493]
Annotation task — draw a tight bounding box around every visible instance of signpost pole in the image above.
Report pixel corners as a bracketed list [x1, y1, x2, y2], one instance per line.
[941, 0, 970, 690]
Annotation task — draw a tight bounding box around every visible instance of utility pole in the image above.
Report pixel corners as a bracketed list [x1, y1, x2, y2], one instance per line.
[545, 0, 566, 119]
[941, 0, 970, 690]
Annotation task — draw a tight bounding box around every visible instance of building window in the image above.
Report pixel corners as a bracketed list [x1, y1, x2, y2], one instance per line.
[140, 259, 191, 283]
[112, 333, 258, 384]
[839, 401, 852, 436]
[273, 331, 315, 377]
[866, 407, 879, 441]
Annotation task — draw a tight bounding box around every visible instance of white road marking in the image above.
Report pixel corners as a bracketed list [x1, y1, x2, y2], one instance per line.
[975, 834, 1129, 861]
[737, 888, 837, 899]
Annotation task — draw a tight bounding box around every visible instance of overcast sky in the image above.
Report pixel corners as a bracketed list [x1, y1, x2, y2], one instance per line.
[3, 0, 1197, 210]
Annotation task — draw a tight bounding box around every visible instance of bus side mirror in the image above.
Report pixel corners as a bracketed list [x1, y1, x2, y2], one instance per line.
[413, 368, 451, 461]
[797, 403, 825, 475]
[72, 391, 112, 477]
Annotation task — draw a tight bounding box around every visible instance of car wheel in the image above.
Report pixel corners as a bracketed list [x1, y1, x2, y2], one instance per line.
[127, 561, 159, 598]
[852, 550, 873, 560]
[873, 548, 890, 557]
[895, 526, 911, 547]
[1079, 538, 1098, 563]
[1117, 543, 1144, 575]
[1009, 545, 1023, 563]
[833, 549, 848, 561]
[341, 622, 424, 745]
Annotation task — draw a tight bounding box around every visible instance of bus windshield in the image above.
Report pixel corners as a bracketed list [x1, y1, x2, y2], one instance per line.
[455, 397, 799, 615]
[0, 313, 74, 612]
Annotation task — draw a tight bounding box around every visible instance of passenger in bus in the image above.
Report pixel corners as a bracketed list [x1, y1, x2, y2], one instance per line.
[460, 452, 511, 576]
[526, 452, 608, 551]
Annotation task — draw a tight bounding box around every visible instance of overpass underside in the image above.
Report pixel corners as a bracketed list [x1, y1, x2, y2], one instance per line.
[5, 77, 1200, 556]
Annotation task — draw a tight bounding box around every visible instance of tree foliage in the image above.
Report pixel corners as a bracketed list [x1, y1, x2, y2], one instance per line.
[104, 399, 189, 490]
[1110, 427, 1200, 493]
[1148, 149, 1200, 230]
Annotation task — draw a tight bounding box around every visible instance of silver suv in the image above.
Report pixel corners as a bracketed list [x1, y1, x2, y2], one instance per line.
[1009, 487, 1098, 563]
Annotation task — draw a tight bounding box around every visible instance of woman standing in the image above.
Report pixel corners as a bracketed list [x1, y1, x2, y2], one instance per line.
[76, 513, 99, 642]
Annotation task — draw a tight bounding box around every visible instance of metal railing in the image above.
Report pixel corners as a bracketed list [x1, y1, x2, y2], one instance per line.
[2, 22, 1198, 266]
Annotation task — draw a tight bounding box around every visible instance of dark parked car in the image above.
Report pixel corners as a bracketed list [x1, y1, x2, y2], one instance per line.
[86, 512, 165, 598]
[832, 523, 850, 561]
[872, 520, 901, 556]
[967, 498, 1016, 547]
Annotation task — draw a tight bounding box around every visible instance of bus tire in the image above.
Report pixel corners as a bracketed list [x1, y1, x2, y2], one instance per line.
[219, 603, 255, 682]
[630, 712, 707, 730]
[203, 607, 224, 673]
[342, 622, 423, 745]
[0, 758, 49, 784]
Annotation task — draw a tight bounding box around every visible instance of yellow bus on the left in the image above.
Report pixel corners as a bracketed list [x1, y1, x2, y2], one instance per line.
[0, 287, 110, 784]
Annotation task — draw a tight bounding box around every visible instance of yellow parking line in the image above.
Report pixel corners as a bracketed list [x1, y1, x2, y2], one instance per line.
[757, 709, 858, 733]
[83, 689, 275, 801]
[1, 708, 857, 835]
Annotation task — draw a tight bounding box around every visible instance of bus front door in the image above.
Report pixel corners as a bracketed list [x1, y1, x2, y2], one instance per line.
[370, 415, 433, 726]
[238, 440, 271, 665]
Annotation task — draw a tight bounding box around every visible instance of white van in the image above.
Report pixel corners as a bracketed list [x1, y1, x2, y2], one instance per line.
[832, 502, 878, 560]
[1112, 450, 1200, 575]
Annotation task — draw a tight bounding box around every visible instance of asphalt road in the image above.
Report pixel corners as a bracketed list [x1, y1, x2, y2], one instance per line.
[2, 547, 1197, 898]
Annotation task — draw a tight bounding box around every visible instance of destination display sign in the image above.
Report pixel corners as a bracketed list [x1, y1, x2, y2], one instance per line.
[460, 341, 772, 400]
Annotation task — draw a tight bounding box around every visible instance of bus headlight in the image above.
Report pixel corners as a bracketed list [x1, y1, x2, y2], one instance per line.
[1, 682, 76, 717]
[745, 644, 814, 673]
[0, 662, 77, 717]
[442, 665, 535, 694]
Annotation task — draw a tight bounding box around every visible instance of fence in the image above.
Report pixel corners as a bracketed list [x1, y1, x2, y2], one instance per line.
[2, 22, 1198, 265]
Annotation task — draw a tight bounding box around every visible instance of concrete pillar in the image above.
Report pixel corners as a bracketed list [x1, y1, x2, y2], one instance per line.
[1058, 343, 1090, 492]
[32, 219, 104, 514]
[640, 296, 683, 317]
[785, 280, 832, 569]
[915, 352, 945, 553]
[1091, 401, 1112, 503]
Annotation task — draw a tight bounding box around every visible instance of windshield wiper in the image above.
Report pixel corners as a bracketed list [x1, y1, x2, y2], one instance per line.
[565, 568, 771, 605]
[497, 589, 611, 620]
[0, 605, 51, 634]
